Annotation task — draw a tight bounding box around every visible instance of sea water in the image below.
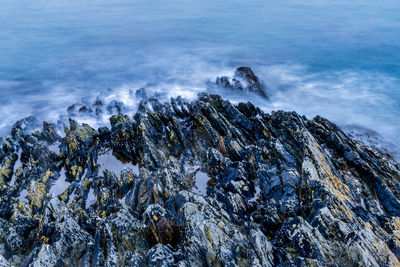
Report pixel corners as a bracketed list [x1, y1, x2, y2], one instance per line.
[0, 0, 399, 151]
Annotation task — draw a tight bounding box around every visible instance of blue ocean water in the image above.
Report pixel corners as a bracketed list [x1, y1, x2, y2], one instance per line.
[0, 0, 399, 150]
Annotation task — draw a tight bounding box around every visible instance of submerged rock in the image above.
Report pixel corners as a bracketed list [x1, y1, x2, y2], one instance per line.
[0, 93, 399, 266]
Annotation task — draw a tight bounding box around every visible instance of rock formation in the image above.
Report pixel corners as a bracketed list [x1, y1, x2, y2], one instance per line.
[0, 90, 400, 266]
[216, 67, 269, 99]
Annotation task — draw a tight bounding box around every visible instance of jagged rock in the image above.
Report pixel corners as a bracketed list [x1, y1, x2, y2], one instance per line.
[0, 93, 399, 266]
[249, 229, 274, 266]
[11, 116, 40, 140]
[135, 88, 148, 100]
[107, 100, 124, 114]
[110, 114, 137, 162]
[31, 122, 61, 144]
[215, 67, 269, 99]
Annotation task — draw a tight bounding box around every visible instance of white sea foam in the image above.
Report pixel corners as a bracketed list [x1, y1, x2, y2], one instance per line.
[255, 64, 400, 153]
[0, 61, 399, 158]
[1, 0, 400, 160]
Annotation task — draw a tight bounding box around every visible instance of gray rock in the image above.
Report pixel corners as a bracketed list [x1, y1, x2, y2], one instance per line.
[0, 93, 399, 266]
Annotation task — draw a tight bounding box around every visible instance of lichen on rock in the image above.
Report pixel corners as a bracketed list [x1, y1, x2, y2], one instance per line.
[0, 91, 399, 266]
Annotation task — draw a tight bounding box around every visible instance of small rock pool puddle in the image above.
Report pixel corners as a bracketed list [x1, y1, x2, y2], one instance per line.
[18, 188, 29, 202]
[49, 168, 70, 196]
[185, 165, 212, 196]
[97, 150, 139, 175]
[249, 185, 261, 202]
[86, 187, 96, 209]
[47, 141, 61, 154]
[193, 171, 211, 196]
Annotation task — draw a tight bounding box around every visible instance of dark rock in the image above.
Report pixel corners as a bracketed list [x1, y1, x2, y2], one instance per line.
[215, 67, 269, 99]
[216, 76, 231, 88]
[0, 93, 399, 266]
[234, 67, 267, 97]
[107, 100, 124, 114]
[135, 88, 148, 99]
[67, 104, 77, 116]
[154, 217, 179, 246]
[93, 98, 103, 106]
[78, 105, 92, 113]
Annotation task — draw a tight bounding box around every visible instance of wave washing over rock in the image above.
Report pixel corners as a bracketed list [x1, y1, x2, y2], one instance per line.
[1, 69, 400, 266]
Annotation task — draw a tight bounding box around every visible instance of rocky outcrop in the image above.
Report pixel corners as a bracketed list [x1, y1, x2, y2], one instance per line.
[0, 93, 399, 266]
[216, 67, 269, 99]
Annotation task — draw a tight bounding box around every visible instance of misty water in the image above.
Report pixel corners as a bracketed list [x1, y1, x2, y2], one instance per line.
[1, 0, 399, 151]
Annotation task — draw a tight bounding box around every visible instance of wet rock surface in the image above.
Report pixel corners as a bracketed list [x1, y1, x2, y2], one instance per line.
[0, 93, 400, 266]
[215, 67, 269, 99]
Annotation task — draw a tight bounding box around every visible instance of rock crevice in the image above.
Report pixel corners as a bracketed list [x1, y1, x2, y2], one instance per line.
[0, 93, 399, 266]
